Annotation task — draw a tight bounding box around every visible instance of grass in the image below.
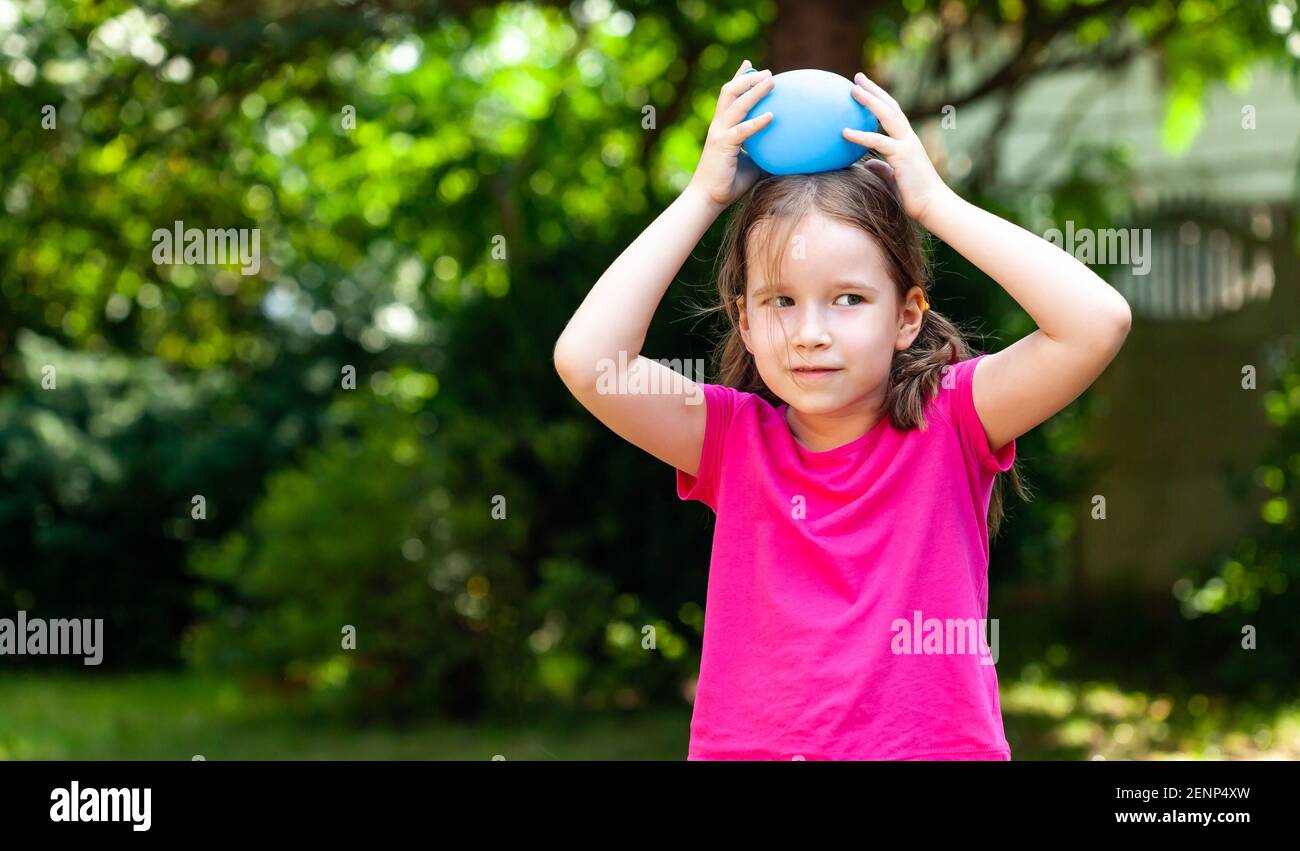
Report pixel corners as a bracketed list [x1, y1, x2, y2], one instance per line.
[2, 671, 1297, 760]
[1002, 675, 1300, 760]
[0, 672, 690, 760]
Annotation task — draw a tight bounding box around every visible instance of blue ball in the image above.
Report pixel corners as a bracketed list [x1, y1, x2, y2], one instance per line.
[742, 68, 879, 175]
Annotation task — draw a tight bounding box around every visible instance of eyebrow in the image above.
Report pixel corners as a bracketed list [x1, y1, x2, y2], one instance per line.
[753, 281, 879, 296]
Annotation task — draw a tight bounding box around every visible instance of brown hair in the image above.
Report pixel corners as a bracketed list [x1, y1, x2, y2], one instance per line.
[688, 157, 1030, 539]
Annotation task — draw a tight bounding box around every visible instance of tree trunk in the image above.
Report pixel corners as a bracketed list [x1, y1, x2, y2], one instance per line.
[767, 0, 869, 77]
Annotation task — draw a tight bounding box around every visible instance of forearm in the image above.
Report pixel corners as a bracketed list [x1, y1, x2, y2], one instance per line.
[920, 188, 1132, 346]
[555, 186, 723, 370]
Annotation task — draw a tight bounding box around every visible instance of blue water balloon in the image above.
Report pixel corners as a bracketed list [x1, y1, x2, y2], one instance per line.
[742, 68, 879, 175]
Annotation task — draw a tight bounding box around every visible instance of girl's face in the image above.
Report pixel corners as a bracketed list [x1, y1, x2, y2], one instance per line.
[738, 210, 925, 416]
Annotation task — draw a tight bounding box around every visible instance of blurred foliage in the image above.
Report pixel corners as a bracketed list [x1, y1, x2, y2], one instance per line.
[183, 384, 703, 722]
[0, 327, 347, 664]
[1, 0, 1298, 726]
[1168, 338, 1300, 691]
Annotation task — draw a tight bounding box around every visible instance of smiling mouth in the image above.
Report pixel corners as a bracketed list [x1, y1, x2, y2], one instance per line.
[791, 367, 841, 376]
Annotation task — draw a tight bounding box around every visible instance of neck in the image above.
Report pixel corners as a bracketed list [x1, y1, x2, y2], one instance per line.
[784, 395, 886, 452]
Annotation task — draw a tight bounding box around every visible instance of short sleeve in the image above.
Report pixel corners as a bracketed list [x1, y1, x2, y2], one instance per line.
[944, 354, 1016, 475]
[674, 382, 743, 511]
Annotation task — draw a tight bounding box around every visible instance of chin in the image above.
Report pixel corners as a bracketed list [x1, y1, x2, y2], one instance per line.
[781, 389, 847, 414]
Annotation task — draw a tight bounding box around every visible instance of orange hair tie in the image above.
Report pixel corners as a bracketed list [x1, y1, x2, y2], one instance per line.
[919, 294, 931, 313]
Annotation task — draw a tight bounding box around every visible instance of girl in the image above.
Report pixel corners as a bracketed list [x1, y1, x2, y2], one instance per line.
[553, 60, 1131, 760]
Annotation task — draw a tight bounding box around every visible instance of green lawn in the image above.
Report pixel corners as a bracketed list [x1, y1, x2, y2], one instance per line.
[2, 672, 1296, 760]
[0, 673, 690, 760]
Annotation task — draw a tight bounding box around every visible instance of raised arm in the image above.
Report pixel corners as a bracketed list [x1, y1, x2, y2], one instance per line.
[843, 72, 1132, 454]
[553, 61, 775, 475]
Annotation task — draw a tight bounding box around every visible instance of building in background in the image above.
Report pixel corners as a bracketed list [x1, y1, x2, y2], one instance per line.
[919, 47, 1299, 594]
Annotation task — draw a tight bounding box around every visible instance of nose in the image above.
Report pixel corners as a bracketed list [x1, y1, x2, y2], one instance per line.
[789, 303, 831, 351]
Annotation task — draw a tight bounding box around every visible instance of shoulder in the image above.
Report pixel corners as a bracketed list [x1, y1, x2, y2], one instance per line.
[932, 354, 1015, 474]
[695, 382, 768, 426]
[675, 382, 772, 510]
[940, 354, 983, 390]
[925, 354, 983, 413]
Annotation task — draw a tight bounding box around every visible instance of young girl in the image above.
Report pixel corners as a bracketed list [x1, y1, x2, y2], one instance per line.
[553, 60, 1132, 760]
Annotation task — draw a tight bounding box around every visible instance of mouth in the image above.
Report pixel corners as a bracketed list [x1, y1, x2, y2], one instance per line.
[791, 367, 842, 379]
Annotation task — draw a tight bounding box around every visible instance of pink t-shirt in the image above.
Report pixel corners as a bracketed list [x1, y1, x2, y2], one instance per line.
[674, 354, 1015, 760]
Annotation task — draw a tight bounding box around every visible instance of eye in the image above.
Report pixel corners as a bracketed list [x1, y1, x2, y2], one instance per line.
[770, 295, 794, 308]
[834, 293, 866, 306]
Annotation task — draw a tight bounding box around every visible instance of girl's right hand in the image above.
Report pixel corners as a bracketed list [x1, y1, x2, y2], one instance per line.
[685, 60, 775, 211]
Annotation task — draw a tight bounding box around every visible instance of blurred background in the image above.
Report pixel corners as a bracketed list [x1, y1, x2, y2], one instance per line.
[1, 0, 1298, 760]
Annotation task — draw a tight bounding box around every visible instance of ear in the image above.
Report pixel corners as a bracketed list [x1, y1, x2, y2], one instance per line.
[895, 285, 926, 350]
[737, 295, 754, 353]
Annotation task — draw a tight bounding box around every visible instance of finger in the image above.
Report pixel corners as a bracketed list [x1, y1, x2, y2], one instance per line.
[725, 72, 775, 125]
[852, 81, 904, 129]
[852, 75, 914, 137]
[732, 58, 752, 80]
[842, 127, 898, 155]
[726, 111, 774, 145]
[864, 158, 901, 197]
[718, 67, 771, 114]
[860, 73, 910, 129]
[850, 84, 913, 139]
[864, 157, 895, 178]
[854, 71, 899, 111]
[736, 149, 763, 183]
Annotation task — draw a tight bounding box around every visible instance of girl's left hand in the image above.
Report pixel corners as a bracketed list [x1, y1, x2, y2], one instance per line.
[842, 72, 952, 225]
